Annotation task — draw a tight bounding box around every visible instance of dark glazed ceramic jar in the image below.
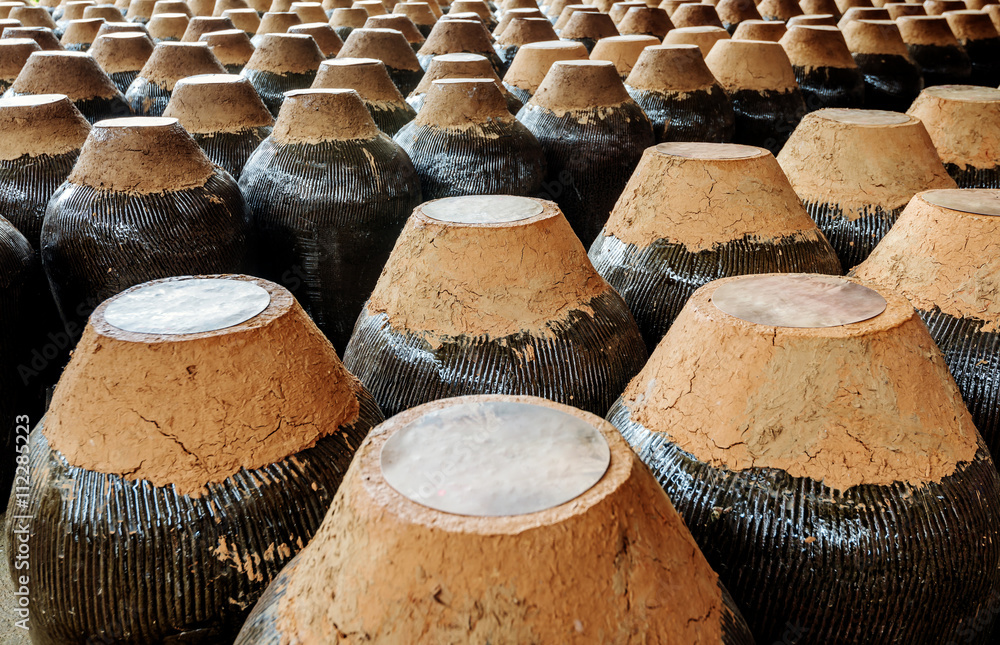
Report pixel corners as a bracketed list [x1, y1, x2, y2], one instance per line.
[124, 41, 227, 116]
[199, 27, 256, 73]
[780, 25, 865, 110]
[896, 15, 972, 86]
[945, 10, 1000, 88]
[500, 39, 587, 104]
[89, 32, 156, 94]
[842, 19, 923, 112]
[239, 32, 324, 115]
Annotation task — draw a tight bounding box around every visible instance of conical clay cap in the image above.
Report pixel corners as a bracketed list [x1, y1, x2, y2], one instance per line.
[502, 39, 589, 94]
[837, 6, 887, 28]
[125, 0, 157, 21]
[553, 5, 598, 33]
[138, 41, 227, 89]
[147, 13, 191, 41]
[364, 13, 425, 45]
[589, 34, 660, 77]
[291, 1, 327, 22]
[704, 38, 799, 92]
[410, 52, 502, 95]
[222, 7, 261, 33]
[82, 4, 126, 21]
[906, 85, 1000, 171]
[780, 24, 857, 70]
[288, 21, 344, 57]
[329, 7, 368, 29]
[842, 18, 911, 56]
[896, 15, 961, 47]
[61, 2, 98, 23]
[560, 10, 620, 40]
[758, 0, 803, 21]
[2, 27, 64, 51]
[617, 7, 673, 38]
[662, 25, 730, 57]
[530, 58, 632, 113]
[414, 77, 512, 127]
[255, 10, 302, 35]
[96, 21, 151, 37]
[271, 87, 379, 142]
[605, 142, 828, 251]
[189, 0, 216, 15]
[786, 13, 838, 27]
[8, 6, 58, 30]
[619, 273, 979, 491]
[923, 0, 966, 14]
[180, 14, 235, 40]
[884, 3, 925, 19]
[0, 38, 41, 82]
[625, 43, 720, 92]
[418, 17, 493, 56]
[60, 18, 106, 48]
[798, 0, 840, 17]
[394, 1, 437, 27]
[495, 16, 556, 47]
[10, 50, 121, 99]
[0, 93, 91, 160]
[776, 108, 956, 214]
[90, 32, 155, 74]
[715, 0, 762, 25]
[43, 274, 365, 495]
[313, 57, 407, 106]
[213, 0, 250, 16]
[945, 9, 1000, 44]
[670, 3, 724, 29]
[274, 394, 730, 643]
[610, 2, 648, 24]
[732, 19, 787, 41]
[163, 72, 273, 133]
[152, 0, 194, 16]
[199, 28, 255, 68]
[244, 31, 324, 73]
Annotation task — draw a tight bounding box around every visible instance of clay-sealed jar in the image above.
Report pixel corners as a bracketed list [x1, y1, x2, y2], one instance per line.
[617, 6, 673, 38]
[501, 39, 588, 103]
[758, 0, 802, 20]
[5, 273, 383, 643]
[416, 17, 504, 73]
[1, 26, 64, 51]
[288, 21, 343, 56]
[40, 117, 252, 327]
[364, 13, 423, 51]
[553, 3, 599, 32]
[163, 73, 273, 176]
[96, 20, 151, 37]
[897, 15, 972, 86]
[312, 57, 415, 134]
[251, 10, 301, 46]
[518, 60, 653, 245]
[240, 32, 323, 114]
[393, 2, 436, 38]
[235, 394, 755, 645]
[180, 13, 235, 40]
[189, 0, 215, 15]
[671, 2, 724, 28]
[125, 40, 226, 115]
[89, 33, 155, 93]
[884, 2, 925, 18]
[731, 18, 786, 41]
[625, 44, 735, 142]
[82, 4, 125, 22]
[57, 1, 98, 25]
[3, 50, 131, 122]
[393, 78, 544, 198]
[342, 197, 648, 416]
[589, 34, 660, 79]
[406, 51, 521, 114]
[213, 0, 251, 16]
[945, 10, 1000, 87]
[493, 15, 557, 68]
[795, 1, 840, 17]
[854, 189, 1000, 462]
[9, 6, 60, 35]
[842, 19, 923, 111]
[223, 7, 260, 35]
[291, 0, 327, 23]
[590, 142, 840, 350]
[147, 12, 191, 42]
[836, 4, 887, 25]
[715, 0, 761, 33]
[240, 89, 420, 352]
[780, 25, 865, 110]
[199, 27, 255, 72]
[607, 273, 1000, 644]
[663, 24, 730, 55]
[559, 11, 619, 53]
[704, 38, 807, 153]
[907, 86, 1000, 188]
[610, 1, 649, 24]
[328, 6, 367, 40]
[0, 38, 40, 94]
[59, 17, 103, 51]
[777, 108, 956, 268]
[124, 0, 156, 23]
[336, 26, 424, 94]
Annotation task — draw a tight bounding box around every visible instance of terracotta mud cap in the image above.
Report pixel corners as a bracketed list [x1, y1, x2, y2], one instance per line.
[450, 0, 491, 21]
[312, 56, 405, 103]
[180, 14, 234, 40]
[139, 41, 226, 88]
[163, 72, 273, 132]
[339, 27, 422, 70]
[147, 13, 191, 40]
[732, 19, 787, 41]
[834, 0, 873, 12]
[662, 25, 730, 56]
[90, 32, 155, 73]
[275, 394, 729, 643]
[897, 15, 961, 46]
[704, 38, 799, 91]
[223, 8, 260, 34]
[270, 0, 294, 11]
[531, 60, 633, 112]
[61, 18, 108, 47]
[496, 16, 557, 47]
[245, 32, 324, 72]
[353, 0, 386, 15]
[786, 13, 838, 27]
[798, 0, 840, 17]
[364, 13, 425, 44]
[43, 274, 365, 495]
[716, 0, 763, 25]
[780, 25, 856, 69]
[841, 19, 910, 56]
[671, 3, 724, 28]
[289, 21, 345, 57]
[367, 197, 610, 338]
[96, 21, 151, 37]
[837, 5, 888, 28]
[8, 6, 58, 30]
[61, 1, 98, 22]
[418, 17, 493, 56]
[945, 9, 1000, 42]
[625, 43, 719, 91]
[329, 7, 368, 29]
[553, 5, 598, 32]
[502, 39, 589, 94]
[589, 35, 660, 77]
[10, 50, 121, 98]
[0, 38, 40, 82]
[82, 4, 126, 21]
[393, 2, 437, 27]
[610, 2, 648, 23]
[188, 0, 216, 16]
[255, 10, 302, 34]
[125, 0, 157, 21]
[0, 19, 20, 33]
[410, 51, 502, 94]
[884, 2, 925, 18]
[414, 77, 512, 127]
[292, 1, 327, 22]
[620, 273, 978, 491]
[560, 10, 620, 40]
[923, 0, 966, 14]
[213, 0, 251, 15]
[854, 189, 1000, 328]
[605, 142, 825, 252]
[757, 0, 803, 20]
[323, 0, 353, 9]
[0, 3, 23, 21]
[617, 7, 674, 38]
[776, 108, 956, 213]
[906, 85, 1000, 170]
[152, 0, 194, 16]
[2, 27, 64, 51]
[272, 87, 378, 142]
[199, 28, 255, 67]
[0, 93, 91, 160]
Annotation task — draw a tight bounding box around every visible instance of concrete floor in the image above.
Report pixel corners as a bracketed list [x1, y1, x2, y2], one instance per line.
[0, 513, 31, 644]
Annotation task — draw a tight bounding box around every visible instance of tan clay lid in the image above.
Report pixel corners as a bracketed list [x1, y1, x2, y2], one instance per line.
[617, 7, 673, 38]
[90, 32, 155, 73]
[413, 77, 512, 127]
[147, 13, 191, 40]
[82, 4, 125, 21]
[884, 2, 925, 18]
[530, 59, 632, 113]
[758, 0, 804, 20]
[0, 2, 23, 21]
[276, 394, 727, 644]
[180, 14, 234, 40]
[897, 15, 961, 46]
[271, 87, 379, 141]
[834, 0, 873, 12]
[496, 16, 557, 47]
[2, 27, 63, 52]
[61, 1, 97, 22]
[606, 142, 826, 251]
[270, 0, 294, 11]
[906, 85, 1000, 169]
[289, 22, 345, 57]
[610, 1, 648, 23]
[732, 18, 787, 41]
[364, 13, 425, 44]
[625, 43, 719, 91]
[786, 13, 838, 26]
[450, 0, 490, 20]
[409, 52, 503, 95]
[328, 6, 368, 28]
[716, 0, 763, 24]
[367, 197, 611, 338]
[222, 7, 260, 32]
[662, 25, 730, 56]
[671, 3, 724, 28]
[923, 0, 966, 14]
[151, 0, 193, 16]
[9, 6, 58, 29]
[620, 273, 979, 491]
[255, 10, 302, 34]
[780, 24, 856, 69]
[588, 35, 660, 77]
[138, 41, 226, 88]
[292, 0, 327, 22]
[244, 32, 324, 72]
[836, 5, 888, 27]
[945, 9, 999, 42]
[0, 94, 90, 160]
[323, 0, 353, 9]
[854, 189, 1000, 328]
[163, 72, 273, 132]
[353, 0, 386, 15]
[798, 0, 840, 17]
[393, 1, 437, 26]
[339, 27, 423, 70]
[503, 39, 588, 93]
[553, 4, 598, 32]
[60, 18, 106, 46]
[560, 10, 620, 40]
[776, 108, 956, 213]
[704, 38, 799, 91]
[10, 50, 121, 98]
[418, 17, 493, 55]
[842, 19, 911, 56]
[96, 21, 150, 36]
[125, 0, 156, 20]
[43, 274, 365, 495]
[0, 38, 40, 81]
[188, 0, 216, 16]
[213, 0, 250, 15]
[313, 57, 406, 104]
[199, 28, 255, 66]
